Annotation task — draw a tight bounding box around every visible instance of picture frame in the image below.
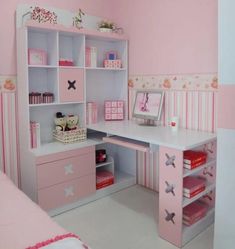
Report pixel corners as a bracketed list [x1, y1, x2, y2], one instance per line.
[28, 48, 47, 65]
[106, 51, 117, 60]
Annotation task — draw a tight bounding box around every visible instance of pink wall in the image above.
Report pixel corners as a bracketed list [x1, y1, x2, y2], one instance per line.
[112, 0, 218, 75]
[0, 0, 115, 75]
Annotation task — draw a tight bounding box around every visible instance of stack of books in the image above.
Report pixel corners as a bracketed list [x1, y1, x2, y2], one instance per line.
[183, 201, 208, 226]
[183, 176, 206, 198]
[96, 170, 114, 190]
[184, 150, 207, 169]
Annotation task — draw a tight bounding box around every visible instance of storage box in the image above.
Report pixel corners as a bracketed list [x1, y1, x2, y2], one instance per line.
[53, 128, 87, 144]
[104, 59, 122, 69]
[104, 100, 124, 120]
[28, 49, 47, 65]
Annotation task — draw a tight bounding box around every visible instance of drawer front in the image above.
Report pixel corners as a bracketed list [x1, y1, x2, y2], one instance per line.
[59, 68, 84, 103]
[36, 146, 94, 165]
[38, 175, 95, 211]
[37, 153, 95, 189]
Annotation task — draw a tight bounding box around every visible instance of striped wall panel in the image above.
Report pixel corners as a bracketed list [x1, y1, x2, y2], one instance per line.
[0, 76, 19, 186]
[128, 75, 218, 192]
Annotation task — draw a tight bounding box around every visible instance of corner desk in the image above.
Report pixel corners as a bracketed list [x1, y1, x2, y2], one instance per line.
[87, 120, 217, 247]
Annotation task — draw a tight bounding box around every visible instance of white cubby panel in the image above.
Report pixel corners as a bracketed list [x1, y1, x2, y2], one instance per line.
[86, 70, 128, 122]
[59, 33, 85, 67]
[28, 29, 58, 66]
[85, 38, 127, 68]
[28, 67, 58, 103]
[30, 103, 85, 144]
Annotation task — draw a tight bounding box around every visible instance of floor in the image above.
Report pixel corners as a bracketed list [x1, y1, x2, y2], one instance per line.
[53, 185, 214, 249]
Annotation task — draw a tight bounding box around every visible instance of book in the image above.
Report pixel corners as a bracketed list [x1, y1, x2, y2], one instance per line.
[184, 150, 207, 165]
[183, 213, 206, 226]
[183, 176, 206, 193]
[30, 121, 40, 149]
[183, 158, 207, 169]
[183, 201, 208, 226]
[96, 170, 114, 190]
[183, 186, 206, 198]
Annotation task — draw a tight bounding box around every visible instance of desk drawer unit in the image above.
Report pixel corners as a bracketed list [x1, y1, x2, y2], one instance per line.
[38, 174, 95, 211]
[37, 153, 95, 189]
[36, 146, 96, 211]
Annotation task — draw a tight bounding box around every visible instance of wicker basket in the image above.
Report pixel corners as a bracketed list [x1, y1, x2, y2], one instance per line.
[53, 128, 87, 144]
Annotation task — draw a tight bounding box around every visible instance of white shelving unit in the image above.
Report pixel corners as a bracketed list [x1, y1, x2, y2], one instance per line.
[17, 21, 133, 212]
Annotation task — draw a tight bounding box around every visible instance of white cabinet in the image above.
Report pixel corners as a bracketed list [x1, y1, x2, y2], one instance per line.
[17, 22, 130, 212]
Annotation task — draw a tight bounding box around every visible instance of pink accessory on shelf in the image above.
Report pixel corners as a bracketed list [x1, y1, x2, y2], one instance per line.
[104, 59, 122, 69]
[59, 59, 74, 66]
[85, 47, 97, 67]
[28, 49, 47, 65]
[86, 102, 97, 124]
[104, 100, 124, 120]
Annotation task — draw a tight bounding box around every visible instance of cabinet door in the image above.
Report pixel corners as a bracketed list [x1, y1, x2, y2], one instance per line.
[59, 68, 84, 102]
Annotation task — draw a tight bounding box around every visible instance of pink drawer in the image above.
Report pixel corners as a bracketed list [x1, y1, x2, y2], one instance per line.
[38, 174, 95, 211]
[59, 68, 84, 102]
[36, 146, 94, 164]
[37, 153, 95, 189]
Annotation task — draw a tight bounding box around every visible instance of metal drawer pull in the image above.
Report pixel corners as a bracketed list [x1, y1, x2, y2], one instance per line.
[64, 164, 74, 175]
[64, 186, 74, 197]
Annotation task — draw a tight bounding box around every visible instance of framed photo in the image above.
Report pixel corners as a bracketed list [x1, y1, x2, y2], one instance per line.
[106, 51, 117, 60]
[28, 49, 47, 65]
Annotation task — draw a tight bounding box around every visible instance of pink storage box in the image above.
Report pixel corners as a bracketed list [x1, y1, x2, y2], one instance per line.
[104, 60, 122, 69]
[28, 48, 47, 65]
[105, 100, 124, 120]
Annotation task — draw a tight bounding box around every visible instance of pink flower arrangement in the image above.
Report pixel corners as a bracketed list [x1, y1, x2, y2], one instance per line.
[31, 6, 57, 24]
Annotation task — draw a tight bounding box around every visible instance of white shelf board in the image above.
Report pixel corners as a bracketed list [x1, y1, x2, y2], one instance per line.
[28, 65, 57, 68]
[183, 158, 216, 178]
[30, 139, 104, 156]
[182, 183, 216, 208]
[29, 101, 84, 107]
[96, 160, 113, 168]
[59, 66, 84, 69]
[85, 67, 126, 71]
[182, 208, 215, 246]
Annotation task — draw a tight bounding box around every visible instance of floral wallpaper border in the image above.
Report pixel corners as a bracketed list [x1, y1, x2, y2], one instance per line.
[128, 73, 218, 91]
[0, 76, 16, 93]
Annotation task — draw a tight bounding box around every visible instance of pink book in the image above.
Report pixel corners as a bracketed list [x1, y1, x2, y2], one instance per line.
[30, 121, 37, 148]
[183, 201, 208, 225]
[183, 176, 206, 193]
[85, 47, 91, 67]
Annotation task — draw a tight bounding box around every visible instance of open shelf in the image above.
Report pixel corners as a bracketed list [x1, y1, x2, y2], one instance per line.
[28, 65, 57, 68]
[182, 208, 215, 246]
[96, 155, 114, 169]
[96, 170, 136, 194]
[183, 183, 216, 208]
[183, 158, 216, 178]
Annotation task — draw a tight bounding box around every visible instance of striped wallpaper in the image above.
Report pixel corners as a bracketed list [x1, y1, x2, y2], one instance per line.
[0, 73, 217, 190]
[0, 76, 19, 186]
[129, 73, 218, 192]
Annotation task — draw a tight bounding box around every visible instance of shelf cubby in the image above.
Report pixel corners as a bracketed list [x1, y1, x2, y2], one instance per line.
[28, 28, 58, 66]
[59, 33, 85, 67]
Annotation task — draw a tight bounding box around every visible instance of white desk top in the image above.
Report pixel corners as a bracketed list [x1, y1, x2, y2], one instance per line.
[87, 120, 216, 150]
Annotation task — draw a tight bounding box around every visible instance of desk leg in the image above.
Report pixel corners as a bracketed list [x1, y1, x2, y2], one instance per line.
[159, 146, 183, 247]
